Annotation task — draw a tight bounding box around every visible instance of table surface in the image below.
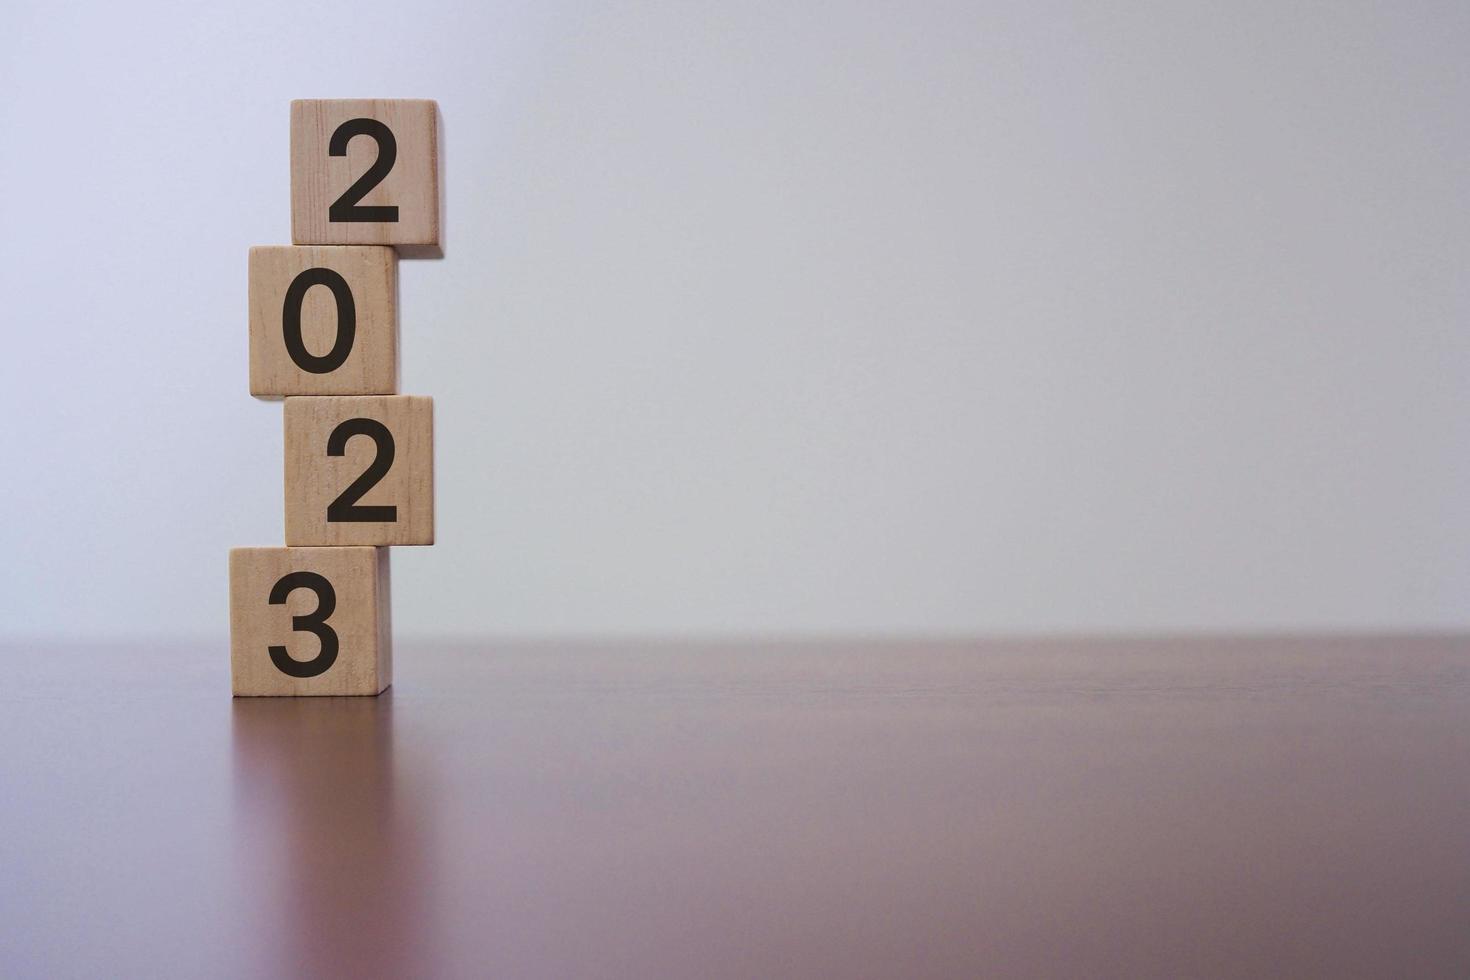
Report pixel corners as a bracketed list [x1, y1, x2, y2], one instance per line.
[3, 636, 1469, 979]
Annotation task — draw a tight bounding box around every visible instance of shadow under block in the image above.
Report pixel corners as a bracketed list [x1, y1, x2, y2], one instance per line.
[285, 395, 434, 546]
[291, 99, 440, 247]
[248, 246, 397, 396]
[230, 547, 391, 696]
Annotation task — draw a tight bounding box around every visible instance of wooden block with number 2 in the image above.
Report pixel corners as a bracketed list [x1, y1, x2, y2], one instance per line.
[285, 395, 434, 546]
[230, 546, 391, 696]
[291, 99, 440, 247]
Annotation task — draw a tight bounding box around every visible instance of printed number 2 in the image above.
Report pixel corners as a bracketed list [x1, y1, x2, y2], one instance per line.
[268, 572, 338, 678]
[327, 418, 398, 523]
[328, 119, 399, 223]
[282, 268, 355, 373]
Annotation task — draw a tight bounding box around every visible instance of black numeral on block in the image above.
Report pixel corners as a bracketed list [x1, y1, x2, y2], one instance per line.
[328, 118, 399, 223]
[282, 267, 355, 373]
[326, 418, 398, 522]
[267, 571, 339, 678]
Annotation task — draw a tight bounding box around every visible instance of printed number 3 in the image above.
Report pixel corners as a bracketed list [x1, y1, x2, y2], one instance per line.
[329, 118, 398, 223]
[268, 572, 338, 678]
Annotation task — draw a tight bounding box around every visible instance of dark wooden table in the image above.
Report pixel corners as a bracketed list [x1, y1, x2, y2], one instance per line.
[3, 637, 1469, 978]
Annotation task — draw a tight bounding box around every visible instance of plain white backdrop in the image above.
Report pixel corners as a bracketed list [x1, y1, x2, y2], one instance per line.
[2, 0, 1469, 640]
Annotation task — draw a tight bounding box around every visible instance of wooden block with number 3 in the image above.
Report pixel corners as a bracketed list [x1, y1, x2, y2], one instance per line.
[249, 245, 397, 396]
[291, 99, 440, 247]
[285, 395, 434, 546]
[230, 547, 391, 696]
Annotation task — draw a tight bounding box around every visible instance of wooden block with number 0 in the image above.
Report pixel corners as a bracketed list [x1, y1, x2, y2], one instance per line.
[285, 395, 434, 546]
[230, 547, 391, 696]
[291, 99, 440, 247]
[248, 246, 397, 396]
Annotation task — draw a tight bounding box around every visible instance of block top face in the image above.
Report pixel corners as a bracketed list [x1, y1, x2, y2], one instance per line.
[248, 245, 397, 397]
[291, 99, 439, 247]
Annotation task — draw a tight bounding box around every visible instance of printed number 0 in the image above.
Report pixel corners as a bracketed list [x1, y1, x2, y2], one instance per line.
[326, 418, 398, 523]
[328, 119, 399, 223]
[268, 572, 338, 678]
[282, 268, 355, 373]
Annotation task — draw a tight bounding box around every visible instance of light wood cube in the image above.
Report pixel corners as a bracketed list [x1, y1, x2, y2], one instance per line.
[285, 395, 434, 546]
[248, 246, 397, 396]
[291, 99, 440, 247]
[230, 547, 391, 696]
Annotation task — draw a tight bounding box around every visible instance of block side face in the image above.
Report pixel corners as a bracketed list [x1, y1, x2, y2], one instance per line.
[230, 546, 384, 696]
[284, 395, 435, 546]
[246, 249, 269, 396]
[290, 100, 439, 246]
[419, 397, 435, 545]
[375, 547, 392, 692]
[248, 245, 398, 396]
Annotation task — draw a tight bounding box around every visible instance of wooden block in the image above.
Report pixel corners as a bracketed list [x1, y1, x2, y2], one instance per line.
[248, 246, 397, 396]
[230, 547, 391, 696]
[291, 99, 440, 247]
[285, 395, 434, 546]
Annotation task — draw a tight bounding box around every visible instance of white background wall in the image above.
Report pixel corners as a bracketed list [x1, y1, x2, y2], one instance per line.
[3, 0, 1468, 640]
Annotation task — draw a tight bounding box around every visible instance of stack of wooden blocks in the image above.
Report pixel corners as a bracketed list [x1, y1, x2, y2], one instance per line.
[230, 99, 440, 697]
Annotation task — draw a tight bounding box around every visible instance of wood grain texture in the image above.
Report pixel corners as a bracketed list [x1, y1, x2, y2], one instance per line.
[284, 395, 434, 546]
[229, 546, 391, 696]
[248, 245, 397, 396]
[291, 99, 440, 246]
